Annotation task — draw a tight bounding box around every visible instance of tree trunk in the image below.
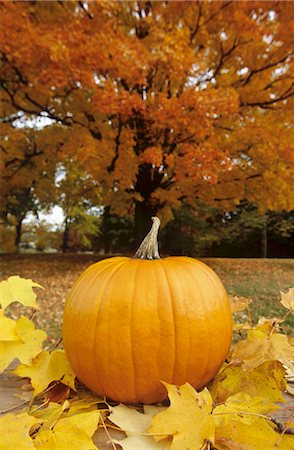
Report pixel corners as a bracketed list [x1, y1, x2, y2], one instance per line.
[62, 218, 70, 253]
[15, 217, 24, 253]
[261, 217, 268, 258]
[101, 206, 112, 254]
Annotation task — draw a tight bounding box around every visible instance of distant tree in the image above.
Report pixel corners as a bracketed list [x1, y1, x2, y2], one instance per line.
[160, 201, 221, 256]
[93, 209, 134, 254]
[1, 1, 293, 240]
[0, 126, 65, 251]
[21, 220, 62, 253]
[214, 202, 294, 258]
[160, 201, 294, 258]
[55, 160, 102, 253]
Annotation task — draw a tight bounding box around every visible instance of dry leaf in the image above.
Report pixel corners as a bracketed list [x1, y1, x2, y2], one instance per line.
[210, 361, 287, 403]
[148, 383, 215, 450]
[280, 287, 294, 311]
[110, 403, 170, 450]
[0, 309, 18, 341]
[0, 412, 40, 450]
[230, 296, 252, 313]
[0, 316, 47, 373]
[0, 276, 43, 310]
[213, 392, 278, 427]
[34, 410, 100, 450]
[214, 418, 294, 450]
[231, 330, 294, 371]
[13, 349, 76, 395]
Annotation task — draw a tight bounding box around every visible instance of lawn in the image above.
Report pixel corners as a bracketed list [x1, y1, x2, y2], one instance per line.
[1, 254, 293, 346]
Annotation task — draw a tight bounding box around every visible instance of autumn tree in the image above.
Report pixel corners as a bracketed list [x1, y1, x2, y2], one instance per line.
[0, 125, 66, 250]
[55, 160, 102, 252]
[1, 1, 293, 241]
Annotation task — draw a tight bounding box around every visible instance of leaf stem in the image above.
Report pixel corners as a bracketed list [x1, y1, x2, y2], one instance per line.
[100, 414, 120, 450]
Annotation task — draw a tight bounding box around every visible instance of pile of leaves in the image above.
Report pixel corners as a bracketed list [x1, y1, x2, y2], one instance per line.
[0, 275, 293, 450]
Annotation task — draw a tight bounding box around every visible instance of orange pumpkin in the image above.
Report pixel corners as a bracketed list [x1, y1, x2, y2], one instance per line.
[62, 217, 232, 404]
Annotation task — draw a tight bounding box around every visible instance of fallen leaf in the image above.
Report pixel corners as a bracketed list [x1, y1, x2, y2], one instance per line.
[281, 287, 294, 310]
[0, 309, 18, 341]
[230, 296, 252, 313]
[213, 392, 278, 427]
[0, 316, 47, 373]
[110, 403, 165, 434]
[231, 330, 294, 371]
[214, 418, 294, 450]
[34, 410, 100, 450]
[13, 349, 76, 395]
[210, 361, 287, 403]
[148, 383, 215, 450]
[110, 403, 169, 450]
[113, 434, 171, 450]
[31, 401, 70, 429]
[0, 276, 43, 310]
[0, 412, 40, 450]
[255, 317, 281, 334]
[45, 382, 70, 403]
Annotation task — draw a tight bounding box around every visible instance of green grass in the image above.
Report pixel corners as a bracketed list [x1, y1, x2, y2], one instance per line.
[205, 258, 294, 333]
[1, 254, 293, 341]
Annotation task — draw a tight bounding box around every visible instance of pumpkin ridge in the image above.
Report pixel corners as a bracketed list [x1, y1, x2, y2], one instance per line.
[152, 260, 167, 396]
[88, 258, 127, 393]
[190, 259, 232, 359]
[130, 259, 142, 402]
[63, 257, 126, 390]
[93, 259, 129, 398]
[161, 258, 191, 384]
[159, 259, 177, 384]
[62, 261, 110, 374]
[181, 257, 232, 382]
[178, 259, 212, 387]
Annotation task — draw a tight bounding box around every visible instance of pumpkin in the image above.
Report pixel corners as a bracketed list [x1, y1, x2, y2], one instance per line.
[62, 217, 232, 404]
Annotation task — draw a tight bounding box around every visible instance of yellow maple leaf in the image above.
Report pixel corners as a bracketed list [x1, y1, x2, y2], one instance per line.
[233, 321, 252, 332]
[0, 412, 40, 450]
[214, 418, 294, 450]
[231, 330, 294, 371]
[255, 317, 281, 335]
[0, 276, 43, 310]
[213, 392, 278, 427]
[110, 404, 165, 434]
[281, 287, 294, 310]
[13, 349, 76, 395]
[110, 403, 170, 450]
[0, 309, 18, 341]
[210, 361, 287, 403]
[148, 383, 215, 450]
[34, 410, 100, 450]
[67, 398, 103, 415]
[230, 296, 252, 313]
[113, 435, 171, 450]
[0, 316, 47, 373]
[31, 401, 70, 429]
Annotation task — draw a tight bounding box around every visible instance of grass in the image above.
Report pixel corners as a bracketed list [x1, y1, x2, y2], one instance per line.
[1, 254, 293, 345]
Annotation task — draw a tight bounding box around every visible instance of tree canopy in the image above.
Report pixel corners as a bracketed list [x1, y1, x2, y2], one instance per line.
[1, 1, 293, 242]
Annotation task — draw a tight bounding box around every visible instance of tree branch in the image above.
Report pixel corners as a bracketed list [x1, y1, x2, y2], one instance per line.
[107, 116, 122, 173]
[238, 52, 293, 87]
[241, 89, 294, 108]
[189, 2, 202, 43]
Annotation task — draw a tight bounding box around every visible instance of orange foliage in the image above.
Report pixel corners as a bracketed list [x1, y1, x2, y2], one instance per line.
[1, 0, 293, 232]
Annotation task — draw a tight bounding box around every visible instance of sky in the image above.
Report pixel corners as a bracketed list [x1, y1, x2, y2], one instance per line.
[23, 205, 65, 229]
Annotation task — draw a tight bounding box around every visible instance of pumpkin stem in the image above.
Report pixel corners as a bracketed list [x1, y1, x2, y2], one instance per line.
[133, 216, 161, 260]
